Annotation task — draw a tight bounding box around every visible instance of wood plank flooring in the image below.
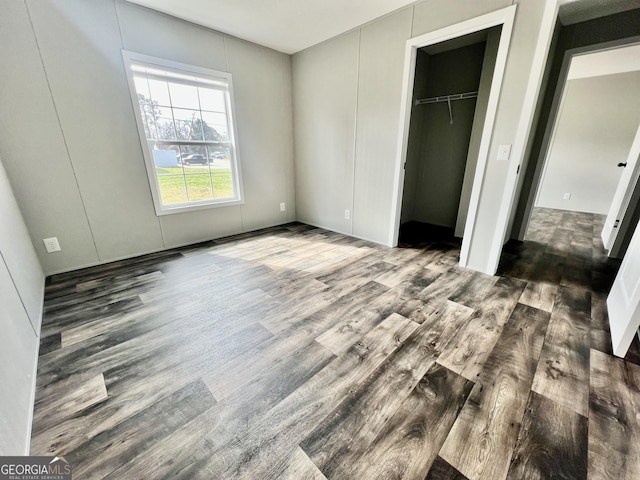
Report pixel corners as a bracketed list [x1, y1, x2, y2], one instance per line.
[30, 207, 640, 479]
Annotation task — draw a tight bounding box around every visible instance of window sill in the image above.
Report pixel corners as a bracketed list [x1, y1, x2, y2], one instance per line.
[155, 197, 244, 216]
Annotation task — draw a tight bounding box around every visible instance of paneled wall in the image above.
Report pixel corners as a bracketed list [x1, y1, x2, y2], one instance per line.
[0, 157, 44, 455]
[352, 8, 415, 243]
[292, 0, 551, 273]
[0, 0, 295, 275]
[292, 31, 360, 235]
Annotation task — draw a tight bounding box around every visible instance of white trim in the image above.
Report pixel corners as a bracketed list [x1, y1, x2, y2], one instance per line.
[388, 38, 417, 246]
[25, 322, 41, 455]
[517, 36, 640, 241]
[24, 274, 45, 455]
[121, 50, 244, 216]
[458, 8, 516, 267]
[388, 5, 517, 273]
[123, 51, 232, 84]
[484, 0, 559, 274]
[38, 217, 298, 276]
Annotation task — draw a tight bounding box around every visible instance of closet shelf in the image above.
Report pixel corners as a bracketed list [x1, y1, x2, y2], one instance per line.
[415, 91, 478, 106]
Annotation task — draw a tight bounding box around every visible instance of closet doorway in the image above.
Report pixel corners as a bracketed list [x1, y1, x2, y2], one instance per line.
[398, 26, 501, 246]
[389, 5, 516, 269]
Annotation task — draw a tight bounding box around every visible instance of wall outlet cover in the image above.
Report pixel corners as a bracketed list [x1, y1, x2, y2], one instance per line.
[563, 193, 571, 200]
[345, 209, 351, 220]
[280, 202, 286, 212]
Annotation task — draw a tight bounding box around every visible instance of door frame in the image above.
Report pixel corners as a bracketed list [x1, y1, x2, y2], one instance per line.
[515, 36, 640, 242]
[388, 5, 516, 266]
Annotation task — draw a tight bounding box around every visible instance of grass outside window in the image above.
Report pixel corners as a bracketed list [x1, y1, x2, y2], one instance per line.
[155, 166, 234, 204]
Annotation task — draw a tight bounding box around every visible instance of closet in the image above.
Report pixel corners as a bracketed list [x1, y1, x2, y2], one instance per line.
[399, 26, 501, 245]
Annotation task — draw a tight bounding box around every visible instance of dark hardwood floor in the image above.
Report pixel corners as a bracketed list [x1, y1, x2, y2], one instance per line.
[31, 207, 640, 479]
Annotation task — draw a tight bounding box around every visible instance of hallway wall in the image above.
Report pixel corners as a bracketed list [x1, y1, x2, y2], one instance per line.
[536, 72, 640, 214]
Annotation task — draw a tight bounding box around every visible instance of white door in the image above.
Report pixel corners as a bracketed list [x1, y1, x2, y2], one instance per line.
[608, 217, 640, 357]
[602, 124, 640, 252]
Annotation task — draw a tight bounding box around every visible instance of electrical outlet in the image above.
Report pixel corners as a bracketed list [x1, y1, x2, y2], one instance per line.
[280, 202, 286, 212]
[563, 193, 571, 200]
[345, 209, 351, 220]
[43, 237, 61, 253]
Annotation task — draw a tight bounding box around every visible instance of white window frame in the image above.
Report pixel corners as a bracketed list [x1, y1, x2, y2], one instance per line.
[122, 50, 244, 215]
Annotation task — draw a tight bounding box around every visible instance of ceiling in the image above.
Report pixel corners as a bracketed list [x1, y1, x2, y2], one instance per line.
[125, 0, 640, 55]
[125, 0, 417, 54]
[558, 0, 640, 25]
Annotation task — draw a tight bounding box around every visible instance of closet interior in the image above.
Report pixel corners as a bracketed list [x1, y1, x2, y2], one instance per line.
[398, 26, 502, 246]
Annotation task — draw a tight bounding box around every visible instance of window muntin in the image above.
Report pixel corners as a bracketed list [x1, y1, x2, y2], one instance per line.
[124, 52, 243, 214]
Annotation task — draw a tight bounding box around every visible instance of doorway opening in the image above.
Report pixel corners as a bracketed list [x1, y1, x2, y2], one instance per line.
[520, 42, 640, 260]
[398, 26, 501, 248]
[389, 5, 517, 269]
[508, 29, 640, 359]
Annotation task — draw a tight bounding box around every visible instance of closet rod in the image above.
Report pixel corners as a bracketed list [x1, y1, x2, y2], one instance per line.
[415, 91, 478, 106]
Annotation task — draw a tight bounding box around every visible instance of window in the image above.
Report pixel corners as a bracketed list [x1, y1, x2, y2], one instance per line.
[123, 51, 243, 215]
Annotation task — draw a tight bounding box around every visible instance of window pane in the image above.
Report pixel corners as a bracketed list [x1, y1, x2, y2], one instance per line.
[211, 169, 234, 199]
[201, 111, 228, 140]
[126, 54, 243, 212]
[199, 88, 226, 113]
[134, 79, 157, 140]
[157, 175, 188, 205]
[148, 79, 171, 106]
[168, 82, 200, 110]
[137, 102, 154, 140]
[177, 145, 191, 165]
[157, 116, 177, 140]
[173, 108, 203, 141]
[184, 165, 210, 174]
[207, 144, 230, 164]
[150, 144, 180, 172]
[185, 174, 214, 201]
[143, 111, 158, 140]
[180, 145, 207, 169]
[134, 76, 150, 98]
[180, 145, 207, 156]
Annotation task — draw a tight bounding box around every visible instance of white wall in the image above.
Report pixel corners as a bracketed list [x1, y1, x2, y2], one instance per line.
[0, 0, 556, 278]
[292, 30, 360, 235]
[292, 7, 416, 241]
[0, 0, 295, 275]
[536, 72, 640, 214]
[351, 8, 415, 242]
[293, 0, 512, 245]
[292, 0, 553, 274]
[0, 156, 45, 455]
[454, 0, 550, 272]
